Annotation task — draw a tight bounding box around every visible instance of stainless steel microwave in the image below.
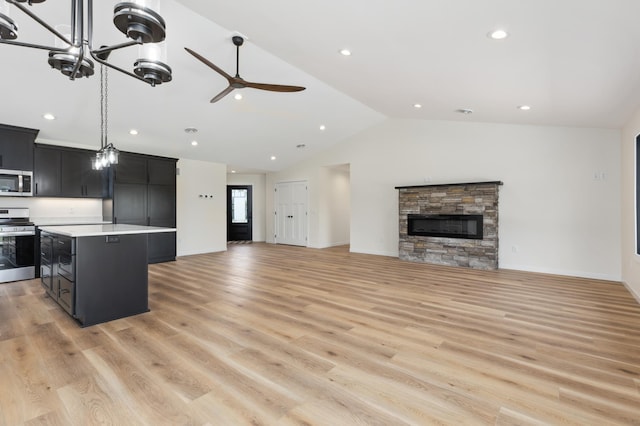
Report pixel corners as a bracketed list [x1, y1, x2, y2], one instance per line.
[0, 169, 33, 196]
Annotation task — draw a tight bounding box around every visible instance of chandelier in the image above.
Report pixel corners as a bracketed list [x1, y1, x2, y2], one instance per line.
[0, 0, 172, 86]
[93, 63, 118, 170]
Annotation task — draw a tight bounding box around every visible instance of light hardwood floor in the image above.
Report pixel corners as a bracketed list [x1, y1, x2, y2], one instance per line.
[1, 243, 639, 425]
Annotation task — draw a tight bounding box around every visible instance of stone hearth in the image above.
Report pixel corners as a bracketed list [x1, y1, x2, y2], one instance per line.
[396, 181, 502, 270]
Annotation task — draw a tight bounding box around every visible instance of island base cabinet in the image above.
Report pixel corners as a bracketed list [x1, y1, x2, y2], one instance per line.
[75, 234, 149, 327]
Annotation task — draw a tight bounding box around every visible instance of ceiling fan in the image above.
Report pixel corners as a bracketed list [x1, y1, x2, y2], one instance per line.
[185, 36, 306, 103]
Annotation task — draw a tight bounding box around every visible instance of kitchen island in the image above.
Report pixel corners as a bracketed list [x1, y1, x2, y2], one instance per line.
[39, 224, 176, 327]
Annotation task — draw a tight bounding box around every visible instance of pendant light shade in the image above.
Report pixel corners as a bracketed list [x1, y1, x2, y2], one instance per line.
[0, 2, 17, 40]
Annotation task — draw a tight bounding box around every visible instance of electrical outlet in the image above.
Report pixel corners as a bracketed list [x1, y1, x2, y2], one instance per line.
[593, 171, 606, 181]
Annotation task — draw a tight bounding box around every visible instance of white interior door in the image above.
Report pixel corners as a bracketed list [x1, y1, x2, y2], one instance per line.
[275, 181, 307, 246]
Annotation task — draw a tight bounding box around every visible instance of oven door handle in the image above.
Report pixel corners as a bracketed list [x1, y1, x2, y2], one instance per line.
[0, 231, 36, 237]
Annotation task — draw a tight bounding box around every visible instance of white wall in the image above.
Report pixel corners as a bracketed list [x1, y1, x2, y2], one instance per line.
[226, 173, 267, 242]
[621, 109, 640, 302]
[269, 118, 621, 280]
[176, 158, 227, 256]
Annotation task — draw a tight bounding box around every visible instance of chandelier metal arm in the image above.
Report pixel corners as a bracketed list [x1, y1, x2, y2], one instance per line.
[5, 0, 73, 46]
[89, 50, 151, 85]
[92, 40, 140, 57]
[67, 45, 85, 81]
[0, 39, 61, 51]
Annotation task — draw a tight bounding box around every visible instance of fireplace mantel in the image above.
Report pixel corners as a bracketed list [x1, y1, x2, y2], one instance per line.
[395, 181, 503, 190]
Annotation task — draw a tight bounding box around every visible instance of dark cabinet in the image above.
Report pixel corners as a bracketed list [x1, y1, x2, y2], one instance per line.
[113, 154, 148, 184]
[105, 152, 177, 263]
[34, 145, 61, 196]
[61, 149, 105, 197]
[148, 184, 176, 225]
[34, 144, 106, 198]
[148, 159, 176, 185]
[0, 123, 38, 171]
[113, 183, 148, 225]
[41, 231, 149, 327]
[40, 232, 57, 296]
[40, 232, 75, 316]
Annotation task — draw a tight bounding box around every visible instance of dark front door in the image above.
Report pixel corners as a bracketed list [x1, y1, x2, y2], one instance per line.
[227, 185, 252, 241]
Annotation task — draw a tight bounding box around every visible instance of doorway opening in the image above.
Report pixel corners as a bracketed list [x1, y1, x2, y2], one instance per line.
[227, 185, 253, 242]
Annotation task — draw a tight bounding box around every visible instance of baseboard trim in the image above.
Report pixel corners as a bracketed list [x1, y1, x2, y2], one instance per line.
[622, 281, 640, 305]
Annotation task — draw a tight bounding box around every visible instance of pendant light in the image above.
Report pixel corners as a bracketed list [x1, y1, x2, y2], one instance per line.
[93, 63, 118, 170]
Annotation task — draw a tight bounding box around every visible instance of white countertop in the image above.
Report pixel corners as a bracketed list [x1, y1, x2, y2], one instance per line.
[39, 224, 177, 237]
[32, 217, 111, 226]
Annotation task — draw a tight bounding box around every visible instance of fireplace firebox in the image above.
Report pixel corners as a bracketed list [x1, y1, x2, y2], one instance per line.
[408, 214, 483, 240]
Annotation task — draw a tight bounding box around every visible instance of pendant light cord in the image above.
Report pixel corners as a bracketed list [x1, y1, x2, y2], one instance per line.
[100, 63, 108, 149]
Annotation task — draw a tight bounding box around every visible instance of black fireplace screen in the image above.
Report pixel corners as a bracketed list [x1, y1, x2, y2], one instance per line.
[408, 214, 483, 240]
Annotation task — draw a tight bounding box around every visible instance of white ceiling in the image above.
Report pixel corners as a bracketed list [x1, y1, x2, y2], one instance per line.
[1, 0, 639, 172]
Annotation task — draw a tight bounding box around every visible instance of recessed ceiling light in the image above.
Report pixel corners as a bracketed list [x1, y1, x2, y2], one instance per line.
[518, 105, 531, 111]
[319, 125, 326, 131]
[488, 29, 508, 40]
[231, 170, 236, 173]
[129, 129, 138, 135]
[191, 140, 198, 146]
[43, 113, 55, 120]
[413, 103, 422, 109]
[456, 108, 474, 114]
[270, 155, 277, 161]
[234, 93, 243, 100]
[339, 49, 351, 56]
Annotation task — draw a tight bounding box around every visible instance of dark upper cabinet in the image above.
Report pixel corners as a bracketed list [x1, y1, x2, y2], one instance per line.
[60, 149, 105, 197]
[34, 145, 61, 196]
[34, 144, 106, 198]
[114, 153, 176, 186]
[114, 153, 148, 184]
[0, 123, 38, 171]
[148, 158, 176, 186]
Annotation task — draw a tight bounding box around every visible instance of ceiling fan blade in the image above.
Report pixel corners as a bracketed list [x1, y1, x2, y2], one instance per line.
[210, 85, 235, 103]
[184, 47, 233, 82]
[244, 81, 306, 93]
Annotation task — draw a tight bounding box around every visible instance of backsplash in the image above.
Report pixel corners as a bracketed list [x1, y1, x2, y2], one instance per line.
[0, 197, 103, 221]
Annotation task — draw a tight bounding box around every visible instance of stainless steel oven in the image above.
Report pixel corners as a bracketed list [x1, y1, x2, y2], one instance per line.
[0, 208, 35, 283]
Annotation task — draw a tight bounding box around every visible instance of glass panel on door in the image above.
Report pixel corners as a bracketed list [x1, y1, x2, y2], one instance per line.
[231, 188, 248, 224]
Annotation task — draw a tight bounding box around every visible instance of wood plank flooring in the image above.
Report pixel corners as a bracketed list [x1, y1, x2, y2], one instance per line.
[1, 243, 639, 425]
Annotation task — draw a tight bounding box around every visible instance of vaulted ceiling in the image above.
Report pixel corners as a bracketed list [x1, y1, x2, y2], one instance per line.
[1, 0, 638, 172]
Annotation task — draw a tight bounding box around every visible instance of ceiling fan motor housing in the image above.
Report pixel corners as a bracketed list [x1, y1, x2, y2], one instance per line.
[232, 35, 244, 47]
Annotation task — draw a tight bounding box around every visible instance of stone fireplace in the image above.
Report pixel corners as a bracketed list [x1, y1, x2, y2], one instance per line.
[396, 181, 502, 270]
